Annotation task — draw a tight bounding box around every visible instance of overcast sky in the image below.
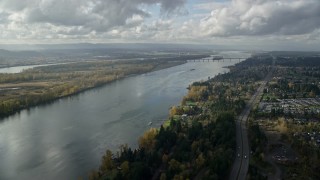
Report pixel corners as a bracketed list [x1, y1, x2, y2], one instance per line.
[0, 0, 319, 50]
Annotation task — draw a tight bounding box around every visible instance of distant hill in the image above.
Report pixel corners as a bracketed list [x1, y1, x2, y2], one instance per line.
[0, 49, 43, 58]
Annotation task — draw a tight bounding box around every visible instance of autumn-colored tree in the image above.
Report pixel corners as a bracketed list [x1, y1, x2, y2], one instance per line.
[120, 161, 129, 175]
[100, 150, 114, 172]
[138, 128, 158, 151]
[169, 106, 183, 117]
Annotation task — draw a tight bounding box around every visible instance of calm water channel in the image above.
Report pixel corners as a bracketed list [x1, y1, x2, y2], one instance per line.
[0, 63, 71, 74]
[0, 54, 249, 179]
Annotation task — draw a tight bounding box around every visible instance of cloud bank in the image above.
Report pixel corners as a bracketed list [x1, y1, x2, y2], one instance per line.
[0, 0, 186, 32]
[199, 0, 320, 37]
[0, 0, 319, 50]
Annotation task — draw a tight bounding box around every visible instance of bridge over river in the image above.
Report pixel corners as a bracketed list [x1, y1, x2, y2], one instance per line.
[187, 56, 247, 62]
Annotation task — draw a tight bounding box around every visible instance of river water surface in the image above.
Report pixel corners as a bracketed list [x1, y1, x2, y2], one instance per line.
[0, 63, 71, 74]
[0, 54, 248, 179]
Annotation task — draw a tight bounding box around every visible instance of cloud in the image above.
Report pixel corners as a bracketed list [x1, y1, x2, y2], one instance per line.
[0, 11, 9, 24]
[193, 1, 228, 11]
[199, 0, 320, 37]
[0, 0, 319, 50]
[159, 0, 187, 15]
[0, 0, 186, 34]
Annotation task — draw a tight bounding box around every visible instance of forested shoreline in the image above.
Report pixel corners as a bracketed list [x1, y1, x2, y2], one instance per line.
[87, 57, 275, 180]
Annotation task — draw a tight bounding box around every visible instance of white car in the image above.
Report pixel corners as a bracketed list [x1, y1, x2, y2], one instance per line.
[244, 155, 247, 159]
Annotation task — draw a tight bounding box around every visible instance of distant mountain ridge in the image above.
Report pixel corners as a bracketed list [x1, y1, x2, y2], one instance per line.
[0, 43, 226, 51]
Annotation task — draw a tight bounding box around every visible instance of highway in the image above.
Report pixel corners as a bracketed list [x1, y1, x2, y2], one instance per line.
[229, 58, 275, 180]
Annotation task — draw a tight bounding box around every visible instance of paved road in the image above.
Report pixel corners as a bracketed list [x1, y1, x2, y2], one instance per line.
[230, 58, 275, 180]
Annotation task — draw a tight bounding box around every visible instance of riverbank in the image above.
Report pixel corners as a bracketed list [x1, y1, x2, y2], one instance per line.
[89, 55, 285, 180]
[0, 59, 191, 119]
[0, 59, 243, 180]
[89, 58, 271, 179]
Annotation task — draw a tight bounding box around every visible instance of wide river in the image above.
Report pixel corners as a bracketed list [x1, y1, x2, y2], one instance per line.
[0, 54, 249, 180]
